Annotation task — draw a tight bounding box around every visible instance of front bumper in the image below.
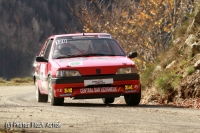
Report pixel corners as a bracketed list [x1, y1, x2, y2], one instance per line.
[52, 74, 141, 98]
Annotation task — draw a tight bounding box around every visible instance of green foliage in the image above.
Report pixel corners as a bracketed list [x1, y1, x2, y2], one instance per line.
[0, 77, 33, 86]
[140, 64, 155, 90]
[177, 25, 188, 35]
[174, 19, 190, 38]
[171, 75, 183, 88]
[154, 71, 174, 94]
[11, 77, 33, 83]
[186, 66, 195, 75]
[180, 59, 187, 66]
[187, 12, 196, 18]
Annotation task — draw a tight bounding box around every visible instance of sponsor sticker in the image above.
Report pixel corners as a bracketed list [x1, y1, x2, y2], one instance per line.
[56, 89, 62, 92]
[60, 58, 87, 62]
[60, 94, 72, 97]
[92, 57, 116, 60]
[84, 78, 113, 86]
[80, 87, 117, 94]
[68, 61, 83, 66]
[125, 90, 138, 93]
[133, 85, 139, 89]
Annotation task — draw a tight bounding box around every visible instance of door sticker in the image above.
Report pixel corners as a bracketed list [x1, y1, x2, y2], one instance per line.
[68, 61, 83, 66]
[40, 64, 46, 79]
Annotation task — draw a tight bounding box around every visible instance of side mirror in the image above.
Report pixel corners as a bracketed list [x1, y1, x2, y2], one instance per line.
[35, 56, 48, 62]
[128, 52, 137, 58]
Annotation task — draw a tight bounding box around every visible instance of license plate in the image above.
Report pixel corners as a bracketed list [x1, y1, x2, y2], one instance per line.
[125, 85, 132, 90]
[84, 78, 113, 86]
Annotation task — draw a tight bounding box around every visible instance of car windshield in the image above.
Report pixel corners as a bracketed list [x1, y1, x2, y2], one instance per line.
[52, 37, 126, 59]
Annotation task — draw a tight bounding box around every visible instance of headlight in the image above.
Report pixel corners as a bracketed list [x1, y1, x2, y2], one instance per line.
[116, 67, 138, 74]
[56, 70, 81, 77]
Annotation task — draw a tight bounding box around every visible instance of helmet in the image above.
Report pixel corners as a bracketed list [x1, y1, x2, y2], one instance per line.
[93, 40, 103, 51]
[58, 43, 71, 55]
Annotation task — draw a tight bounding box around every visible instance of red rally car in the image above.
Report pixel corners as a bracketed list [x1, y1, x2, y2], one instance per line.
[33, 33, 141, 106]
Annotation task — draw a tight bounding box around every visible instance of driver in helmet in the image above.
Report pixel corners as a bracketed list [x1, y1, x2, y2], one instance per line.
[54, 43, 72, 57]
[59, 45, 71, 56]
[93, 41, 103, 53]
[93, 40, 110, 54]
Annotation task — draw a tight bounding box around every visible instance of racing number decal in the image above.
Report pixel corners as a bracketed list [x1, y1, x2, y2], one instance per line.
[56, 39, 68, 44]
[125, 85, 132, 90]
[64, 88, 72, 93]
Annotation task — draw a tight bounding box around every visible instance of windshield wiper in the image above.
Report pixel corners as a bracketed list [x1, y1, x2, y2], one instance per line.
[66, 53, 107, 57]
[54, 53, 122, 59]
[83, 53, 106, 56]
[54, 55, 73, 59]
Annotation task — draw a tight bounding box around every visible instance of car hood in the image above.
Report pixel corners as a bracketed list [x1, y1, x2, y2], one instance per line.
[54, 56, 134, 67]
[53, 56, 135, 75]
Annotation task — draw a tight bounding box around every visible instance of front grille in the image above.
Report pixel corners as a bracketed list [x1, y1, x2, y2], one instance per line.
[82, 74, 115, 77]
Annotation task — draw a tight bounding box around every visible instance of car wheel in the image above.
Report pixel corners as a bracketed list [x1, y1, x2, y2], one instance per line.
[35, 80, 48, 102]
[124, 87, 141, 106]
[48, 76, 64, 106]
[102, 98, 115, 104]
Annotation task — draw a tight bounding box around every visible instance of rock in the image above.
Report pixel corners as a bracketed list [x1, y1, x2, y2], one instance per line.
[148, 94, 158, 101]
[196, 70, 200, 74]
[173, 38, 180, 45]
[194, 10, 200, 25]
[155, 65, 162, 72]
[191, 43, 200, 56]
[185, 34, 197, 47]
[187, 19, 195, 33]
[165, 60, 176, 69]
[194, 60, 200, 69]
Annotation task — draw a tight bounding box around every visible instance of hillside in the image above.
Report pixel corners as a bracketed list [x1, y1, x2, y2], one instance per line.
[140, 6, 200, 108]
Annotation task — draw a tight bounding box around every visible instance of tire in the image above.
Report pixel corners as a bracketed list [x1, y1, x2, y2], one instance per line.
[35, 80, 48, 102]
[102, 98, 115, 104]
[48, 77, 64, 106]
[124, 87, 141, 106]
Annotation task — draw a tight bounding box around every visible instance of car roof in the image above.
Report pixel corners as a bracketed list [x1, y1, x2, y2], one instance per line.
[49, 33, 112, 38]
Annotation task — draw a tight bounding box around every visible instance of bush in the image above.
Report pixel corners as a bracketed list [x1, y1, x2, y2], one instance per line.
[10, 77, 32, 83]
[0, 77, 6, 83]
[140, 64, 155, 90]
[154, 71, 174, 94]
[171, 75, 183, 88]
[186, 66, 195, 75]
[177, 25, 188, 35]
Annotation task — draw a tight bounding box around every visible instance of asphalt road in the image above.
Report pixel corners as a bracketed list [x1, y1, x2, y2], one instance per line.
[0, 85, 200, 133]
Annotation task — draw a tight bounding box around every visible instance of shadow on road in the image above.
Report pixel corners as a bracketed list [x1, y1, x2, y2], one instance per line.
[62, 103, 189, 109]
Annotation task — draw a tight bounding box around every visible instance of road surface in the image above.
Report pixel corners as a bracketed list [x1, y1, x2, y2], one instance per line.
[0, 85, 200, 133]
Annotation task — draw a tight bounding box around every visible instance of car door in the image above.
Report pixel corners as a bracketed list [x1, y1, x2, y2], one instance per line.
[37, 39, 53, 93]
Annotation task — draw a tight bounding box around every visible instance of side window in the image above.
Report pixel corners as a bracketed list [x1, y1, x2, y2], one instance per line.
[43, 39, 53, 59]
